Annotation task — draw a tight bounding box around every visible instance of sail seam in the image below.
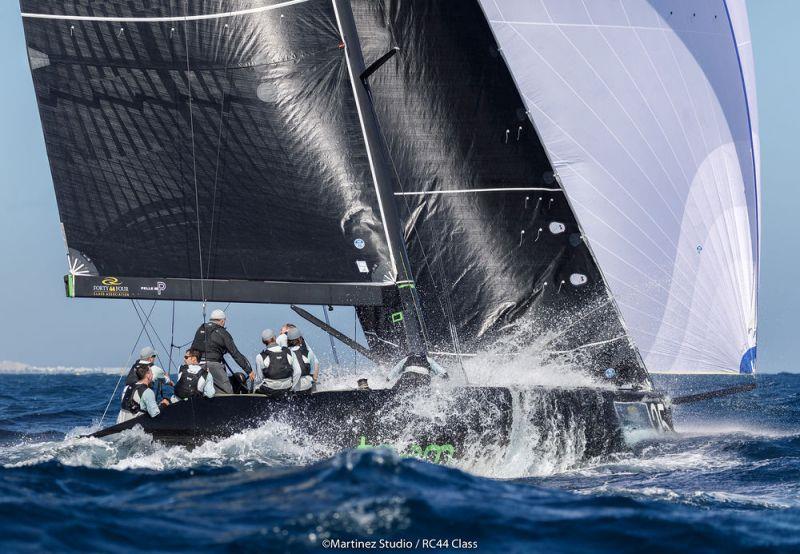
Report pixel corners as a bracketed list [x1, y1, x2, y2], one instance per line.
[488, 20, 727, 37]
[394, 187, 562, 196]
[21, 0, 311, 23]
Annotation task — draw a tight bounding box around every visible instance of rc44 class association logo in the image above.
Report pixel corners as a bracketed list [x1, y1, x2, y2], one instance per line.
[93, 276, 130, 297]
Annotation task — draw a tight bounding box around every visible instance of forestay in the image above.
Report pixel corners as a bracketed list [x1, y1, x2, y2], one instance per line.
[478, 0, 760, 374]
[22, 0, 396, 305]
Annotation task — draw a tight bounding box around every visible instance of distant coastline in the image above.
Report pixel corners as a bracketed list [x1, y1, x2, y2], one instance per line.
[0, 360, 122, 375]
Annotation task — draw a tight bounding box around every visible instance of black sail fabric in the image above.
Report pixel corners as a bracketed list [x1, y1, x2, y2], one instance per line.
[22, 0, 393, 286]
[351, 0, 650, 384]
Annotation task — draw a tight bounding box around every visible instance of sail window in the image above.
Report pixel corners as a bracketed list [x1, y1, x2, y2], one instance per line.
[548, 222, 565, 235]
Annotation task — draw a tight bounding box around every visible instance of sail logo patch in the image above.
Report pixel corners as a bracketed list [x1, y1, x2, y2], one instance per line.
[93, 277, 129, 297]
[354, 238, 365, 249]
[140, 281, 167, 296]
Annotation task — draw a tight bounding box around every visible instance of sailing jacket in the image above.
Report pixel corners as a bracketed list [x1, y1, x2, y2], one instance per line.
[254, 344, 301, 389]
[289, 344, 319, 392]
[191, 322, 253, 374]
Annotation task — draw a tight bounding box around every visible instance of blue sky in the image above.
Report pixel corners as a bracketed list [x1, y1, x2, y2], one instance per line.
[0, 2, 795, 373]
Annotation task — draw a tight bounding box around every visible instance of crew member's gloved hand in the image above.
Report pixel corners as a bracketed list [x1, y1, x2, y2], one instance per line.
[159, 399, 170, 407]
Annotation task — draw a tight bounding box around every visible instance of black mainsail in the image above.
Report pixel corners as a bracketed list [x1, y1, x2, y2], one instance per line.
[22, 0, 650, 386]
[22, 0, 398, 307]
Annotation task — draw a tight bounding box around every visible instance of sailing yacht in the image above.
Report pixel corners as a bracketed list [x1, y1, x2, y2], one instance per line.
[20, 0, 758, 459]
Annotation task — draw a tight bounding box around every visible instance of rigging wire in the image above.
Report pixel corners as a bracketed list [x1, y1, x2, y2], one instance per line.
[323, 306, 341, 366]
[168, 300, 177, 374]
[132, 300, 176, 379]
[183, 4, 207, 325]
[99, 301, 158, 426]
[370, 97, 468, 379]
[204, 22, 231, 282]
[353, 310, 358, 371]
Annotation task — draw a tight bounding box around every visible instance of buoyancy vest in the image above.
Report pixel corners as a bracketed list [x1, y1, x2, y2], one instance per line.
[291, 344, 312, 377]
[121, 383, 149, 414]
[261, 347, 294, 381]
[173, 364, 208, 399]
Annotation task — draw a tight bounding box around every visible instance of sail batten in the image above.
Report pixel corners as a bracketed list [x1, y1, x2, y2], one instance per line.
[21, 0, 312, 22]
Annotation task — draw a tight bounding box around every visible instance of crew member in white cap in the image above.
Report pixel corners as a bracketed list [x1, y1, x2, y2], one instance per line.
[123, 346, 173, 400]
[254, 328, 301, 395]
[190, 309, 254, 394]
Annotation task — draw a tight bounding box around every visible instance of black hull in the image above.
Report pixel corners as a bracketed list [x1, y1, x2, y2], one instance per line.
[92, 385, 673, 463]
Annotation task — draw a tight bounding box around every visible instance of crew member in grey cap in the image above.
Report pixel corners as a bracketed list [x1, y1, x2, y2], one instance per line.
[190, 309, 254, 394]
[286, 327, 320, 392]
[254, 328, 302, 395]
[123, 346, 173, 400]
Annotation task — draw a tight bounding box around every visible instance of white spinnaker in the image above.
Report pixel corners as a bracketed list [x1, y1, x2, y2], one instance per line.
[479, 0, 759, 374]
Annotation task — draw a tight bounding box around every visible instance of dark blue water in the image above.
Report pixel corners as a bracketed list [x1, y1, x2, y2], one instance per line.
[0, 373, 798, 553]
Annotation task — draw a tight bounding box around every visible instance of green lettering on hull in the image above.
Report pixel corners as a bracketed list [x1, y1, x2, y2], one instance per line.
[357, 436, 455, 464]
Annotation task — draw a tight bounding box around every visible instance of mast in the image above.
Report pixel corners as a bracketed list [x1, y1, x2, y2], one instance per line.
[332, 0, 428, 360]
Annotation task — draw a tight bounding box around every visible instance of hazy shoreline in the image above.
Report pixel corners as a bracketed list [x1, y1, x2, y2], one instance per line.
[0, 361, 122, 375]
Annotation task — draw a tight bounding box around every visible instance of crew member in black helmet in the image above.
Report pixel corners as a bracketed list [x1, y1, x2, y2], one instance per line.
[190, 309, 254, 394]
[254, 328, 301, 396]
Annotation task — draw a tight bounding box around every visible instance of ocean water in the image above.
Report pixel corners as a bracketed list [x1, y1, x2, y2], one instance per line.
[0, 373, 797, 553]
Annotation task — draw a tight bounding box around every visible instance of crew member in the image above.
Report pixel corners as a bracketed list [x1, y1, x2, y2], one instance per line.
[276, 323, 296, 348]
[286, 327, 319, 393]
[124, 346, 173, 400]
[190, 309, 254, 394]
[254, 328, 301, 395]
[386, 355, 449, 385]
[117, 365, 170, 423]
[172, 349, 215, 401]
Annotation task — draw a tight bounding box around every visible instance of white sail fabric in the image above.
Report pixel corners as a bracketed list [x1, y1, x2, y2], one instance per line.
[479, 0, 759, 374]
